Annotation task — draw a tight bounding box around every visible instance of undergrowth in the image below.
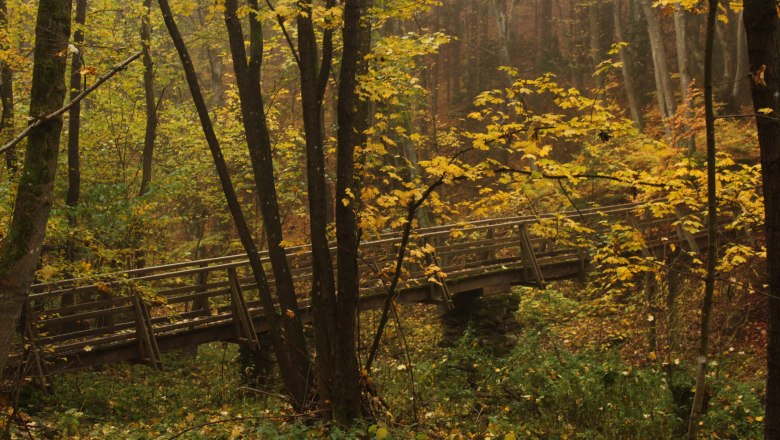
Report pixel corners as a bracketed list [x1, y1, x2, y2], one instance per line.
[7, 287, 765, 439]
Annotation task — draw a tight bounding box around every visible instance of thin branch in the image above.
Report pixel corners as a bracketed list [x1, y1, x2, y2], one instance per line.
[0, 50, 144, 155]
[263, 0, 301, 68]
[492, 166, 672, 188]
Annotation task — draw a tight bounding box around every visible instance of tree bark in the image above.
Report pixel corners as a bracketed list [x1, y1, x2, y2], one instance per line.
[295, 0, 342, 419]
[223, 0, 313, 407]
[687, 0, 718, 436]
[333, 0, 372, 423]
[138, 0, 157, 196]
[0, 0, 14, 171]
[743, 1, 780, 438]
[65, 0, 86, 216]
[612, 0, 643, 128]
[726, 11, 749, 113]
[157, 0, 311, 412]
[537, 0, 558, 74]
[673, 7, 691, 102]
[0, 0, 72, 375]
[641, 0, 675, 121]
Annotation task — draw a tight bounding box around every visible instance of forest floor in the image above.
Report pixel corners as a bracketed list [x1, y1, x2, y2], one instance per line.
[6, 285, 767, 439]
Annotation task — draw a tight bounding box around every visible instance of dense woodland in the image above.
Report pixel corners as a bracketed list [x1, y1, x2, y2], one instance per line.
[0, 0, 778, 438]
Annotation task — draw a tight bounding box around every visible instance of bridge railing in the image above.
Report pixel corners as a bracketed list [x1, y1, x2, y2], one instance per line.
[9, 199, 740, 379]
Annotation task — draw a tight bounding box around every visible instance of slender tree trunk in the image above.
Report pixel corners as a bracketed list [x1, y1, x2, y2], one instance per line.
[65, 0, 86, 243]
[332, 0, 372, 423]
[138, 0, 157, 196]
[223, 0, 314, 407]
[0, 0, 72, 375]
[727, 11, 748, 113]
[674, 6, 696, 153]
[157, 0, 311, 412]
[743, 1, 780, 437]
[0, 0, 14, 171]
[716, 19, 736, 103]
[60, 0, 87, 314]
[490, 0, 513, 85]
[538, 0, 557, 74]
[612, 0, 643, 128]
[641, 0, 675, 120]
[674, 7, 691, 102]
[295, 0, 342, 419]
[687, 1, 718, 436]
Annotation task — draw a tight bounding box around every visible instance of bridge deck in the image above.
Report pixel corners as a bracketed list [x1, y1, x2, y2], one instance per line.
[7, 201, 740, 382]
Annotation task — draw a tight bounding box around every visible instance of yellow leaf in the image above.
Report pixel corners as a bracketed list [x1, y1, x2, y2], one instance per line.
[376, 426, 389, 439]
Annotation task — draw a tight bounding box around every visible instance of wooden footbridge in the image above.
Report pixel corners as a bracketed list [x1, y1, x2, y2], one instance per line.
[6, 200, 746, 383]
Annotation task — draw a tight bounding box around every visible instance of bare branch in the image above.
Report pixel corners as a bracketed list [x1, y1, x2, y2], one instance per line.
[0, 50, 144, 156]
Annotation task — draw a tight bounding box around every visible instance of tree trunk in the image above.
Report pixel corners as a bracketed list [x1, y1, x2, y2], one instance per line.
[641, 0, 675, 120]
[60, 0, 86, 314]
[687, 0, 718, 436]
[157, 0, 311, 412]
[138, 0, 157, 196]
[0, 0, 72, 375]
[674, 7, 691, 102]
[333, 0, 372, 423]
[538, 0, 558, 74]
[65, 0, 86, 241]
[612, 0, 643, 128]
[726, 11, 748, 113]
[743, 1, 780, 437]
[223, 0, 313, 408]
[295, 0, 342, 419]
[0, 0, 14, 171]
[490, 0, 513, 85]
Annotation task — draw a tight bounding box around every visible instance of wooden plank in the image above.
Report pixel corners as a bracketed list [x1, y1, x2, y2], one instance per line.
[133, 296, 161, 370]
[518, 224, 546, 289]
[675, 205, 701, 253]
[227, 268, 260, 350]
[38, 304, 134, 328]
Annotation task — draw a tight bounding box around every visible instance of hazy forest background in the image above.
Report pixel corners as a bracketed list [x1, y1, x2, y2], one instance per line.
[0, 0, 777, 438]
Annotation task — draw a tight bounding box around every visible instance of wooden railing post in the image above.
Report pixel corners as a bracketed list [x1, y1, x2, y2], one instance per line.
[23, 301, 49, 392]
[227, 267, 260, 350]
[675, 205, 700, 253]
[132, 295, 162, 370]
[519, 223, 546, 289]
[423, 237, 453, 310]
[190, 262, 211, 316]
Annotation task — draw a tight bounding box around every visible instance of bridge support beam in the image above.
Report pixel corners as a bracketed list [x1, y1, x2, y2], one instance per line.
[440, 289, 520, 355]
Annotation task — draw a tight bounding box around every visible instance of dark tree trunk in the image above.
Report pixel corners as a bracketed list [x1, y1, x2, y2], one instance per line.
[138, 0, 157, 196]
[0, 0, 72, 375]
[61, 0, 86, 313]
[157, 0, 311, 412]
[743, 1, 780, 438]
[333, 0, 372, 423]
[0, 0, 14, 171]
[65, 0, 86, 216]
[295, 0, 341, 419]
[687, 1, 718, 436]
[223, 0, 314, 407]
